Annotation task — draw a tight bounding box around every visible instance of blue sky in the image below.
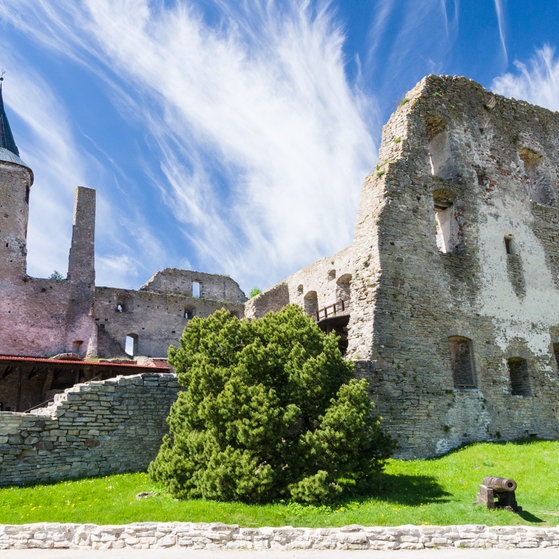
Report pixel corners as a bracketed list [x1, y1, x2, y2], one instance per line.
[0, 1, 558, 295]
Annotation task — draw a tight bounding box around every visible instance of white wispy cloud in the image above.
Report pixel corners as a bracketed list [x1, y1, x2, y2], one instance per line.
[0, 0, 377, 292]
[493, 0, 508, 63]
[0, 50, 86, 278]
[492, 45, 559, 111]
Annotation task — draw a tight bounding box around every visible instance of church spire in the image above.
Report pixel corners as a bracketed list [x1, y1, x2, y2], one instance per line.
[0, 75, 20, 156]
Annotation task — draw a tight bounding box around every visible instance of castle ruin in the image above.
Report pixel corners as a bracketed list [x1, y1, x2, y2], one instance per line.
[0, 79, 245, 412]
[247, 75, 559, 457]
[2, 74, 559, 466]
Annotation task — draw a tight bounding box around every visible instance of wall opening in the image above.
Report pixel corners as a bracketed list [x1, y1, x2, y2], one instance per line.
[116, 303, 124, 312]
[433, 191, 457, 253]
[425, 116, 451, 177]
[125, 334, 139, 357]
[192, 281, 201, 298]
[328, 269, 336, 281]
[553, 343, 559, 374]
[336, 273, 352, 306]
[184, 307, 195, 320]
[508, 357, 530, 396]
[504, 235, 515, 255]
[449, 336, 476, 388]
[303, 291, 318, 318]
[72, 340, 83, 354]
[518, 147, 556, 207]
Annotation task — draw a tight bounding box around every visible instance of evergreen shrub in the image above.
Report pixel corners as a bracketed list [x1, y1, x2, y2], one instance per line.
[149, 305, 393, 504]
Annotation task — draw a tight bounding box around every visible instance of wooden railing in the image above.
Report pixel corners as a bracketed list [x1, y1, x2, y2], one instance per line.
[315, 300, 349, 321]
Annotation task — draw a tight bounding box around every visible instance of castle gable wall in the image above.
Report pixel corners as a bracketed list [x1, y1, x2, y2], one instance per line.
[350, 76, 559, 456]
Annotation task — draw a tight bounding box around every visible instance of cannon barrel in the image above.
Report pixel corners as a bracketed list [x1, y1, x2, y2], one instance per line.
[482, 476, 517, 492]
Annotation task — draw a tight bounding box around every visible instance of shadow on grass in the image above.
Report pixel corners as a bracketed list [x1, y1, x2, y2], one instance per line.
[345, 472, 451, 506]
[517, 509, 544, 523]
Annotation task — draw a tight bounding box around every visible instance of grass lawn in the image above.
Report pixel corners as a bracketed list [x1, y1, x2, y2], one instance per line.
[0, 440, 557, 526]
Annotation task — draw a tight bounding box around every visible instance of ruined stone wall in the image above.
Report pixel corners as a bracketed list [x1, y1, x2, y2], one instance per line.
[94, 286, 245, 358]
[0, 372, 179, 486]
[141, 268, 246, 303]
[245, 247, 354, 319]
[0, 278, 74, 357]
[349, 75, 559, 457]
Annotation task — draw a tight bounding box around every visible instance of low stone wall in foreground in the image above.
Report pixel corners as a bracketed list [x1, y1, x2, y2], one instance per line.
[1, 523, 558, 550]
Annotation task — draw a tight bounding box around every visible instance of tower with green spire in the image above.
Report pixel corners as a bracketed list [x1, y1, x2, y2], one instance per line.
[0, 77, 34, 280]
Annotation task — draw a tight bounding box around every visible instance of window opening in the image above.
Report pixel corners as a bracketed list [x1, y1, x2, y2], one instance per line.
[553, 343, 559, 374]
[336, 274, 352, 306]
[116, 303, 124, 312]
[504, 235, 515, 255]
[449, 336, 476, 388]
[125, 334, 139, 357]
[434, 194, 456, 253]
[328, 269, 336, 280]
[184, 307, 195, 320]
[518, 147, 556, 207]
[303, 291, 318, 318]
[192, 281, 201, 298]
[508, 357, 530, 396]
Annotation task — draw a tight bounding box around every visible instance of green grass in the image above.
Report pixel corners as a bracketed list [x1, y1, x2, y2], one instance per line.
[0, 440, 557, 526]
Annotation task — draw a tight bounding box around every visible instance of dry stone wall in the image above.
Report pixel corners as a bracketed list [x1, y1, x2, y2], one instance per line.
[0, 372, 179, 487]
[1, 523, 558, 550]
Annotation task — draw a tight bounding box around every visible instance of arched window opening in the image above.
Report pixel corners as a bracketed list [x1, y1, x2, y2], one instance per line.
[125, 334, 139, 357]
[184, 307, 195, 320]
[449, 336, 476, 388]
[336, 274, 352, 307]
[508, 357, 530, 396]
[303, 291, 318, 319]
[116, 303, 124, 312]
[328, 269, 336, 281]
[297, 284, 304, 295]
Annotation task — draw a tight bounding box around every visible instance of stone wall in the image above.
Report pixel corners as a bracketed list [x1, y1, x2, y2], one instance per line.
[94, 285, 244, 358]
[347, 75, 559, 457]
[245, 247, 354, 319]
[250, 75, 559, 458]
[140, 268, 246, 303]
[0, 523, 558, 550]
[0, 372, 179, 487]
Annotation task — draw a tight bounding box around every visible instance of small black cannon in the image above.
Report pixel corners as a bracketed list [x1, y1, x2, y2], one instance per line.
[475, 476, 521, 512]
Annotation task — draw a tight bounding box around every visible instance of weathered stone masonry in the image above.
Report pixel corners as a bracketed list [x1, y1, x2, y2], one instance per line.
[3, 74, 559, 465]
[0, 373, 179, 486]
[248, 75, 559, 458]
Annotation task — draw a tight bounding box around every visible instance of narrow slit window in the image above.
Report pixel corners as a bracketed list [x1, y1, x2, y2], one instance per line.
[553, 343, 559, 374]
[504, 235, 515, 255]
[433, 194, 457, 253]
